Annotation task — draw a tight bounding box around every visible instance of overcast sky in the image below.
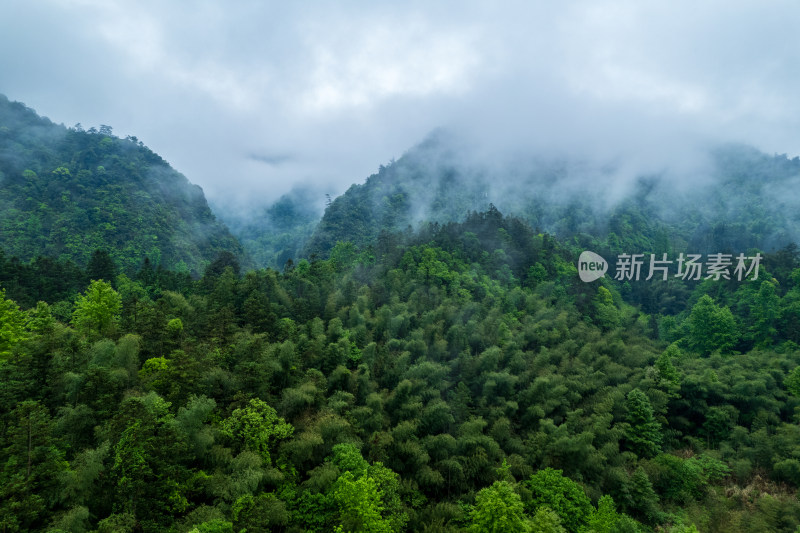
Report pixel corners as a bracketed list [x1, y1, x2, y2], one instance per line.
[2, 0, 799, 210]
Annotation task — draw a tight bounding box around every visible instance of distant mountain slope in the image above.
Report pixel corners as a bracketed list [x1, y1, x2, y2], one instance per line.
[305, 130, 800, 258]
[304, 133, 490, 256]
[216, 186, 323, 270]
[0, 94, 244, 274]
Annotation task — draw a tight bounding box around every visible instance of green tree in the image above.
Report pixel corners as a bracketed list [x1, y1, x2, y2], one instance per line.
[232, 493, 289, 531]
[749, 279, 780, 347]
[685, 295, 739, 355]
[0, 401, 67, 532]
[219, 398, 293, 466]
[702, 406, 735, 448]
[0, 289, 27, 360]
[529, 507, 566, 533]
[624, 389, 662, 458]
[71, 280, 122, 337]
[59, 441, 111, 512]
[627, 467, 659, 524]
[525, 468, 592, 532]
[787, 366, 800, 398]
[593, 286, 620, 331]
[86, 249, 117, 282]
[188, 519, 234, 533]
[655, 350, 680, 385]
[585, 495, 641, 533]
[48, 505, 91, 532]
[95, 513, 136, 532]
[109, 393, 190, 531]
[470, 480, 530, 533]
[332, 470, 392, 532]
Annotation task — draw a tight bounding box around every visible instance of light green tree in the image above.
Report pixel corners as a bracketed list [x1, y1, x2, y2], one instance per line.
[529, 507, 566, 533]
[586, 495, 618, 533]
[0, 289, 27, 360]
[332, 470, 392, 533]
[48, 505, 90, 532]
[368, 462, 408, 532]
[95, 512, 136, 533]
[685, 294, 739, 355]
[470, 480, 530, 533]
[332, 442, 369, 477]
[525, 468, 592, 532]
[188, 519, 234, 533]
[219, 398, 293, 466]
[786, 366, 800, 398]
[669, 524, 700, 533]
[26, 301, 55, 336]
[328, 444, 409, 531]
[593, 286, 620, 331]
[167, 317, 183, 335]
[71, 280, 122, 337]
[584, 495, 642, 533]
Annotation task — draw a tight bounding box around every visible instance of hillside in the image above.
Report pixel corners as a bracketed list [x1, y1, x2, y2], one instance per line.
[2, 207, 800, 532]
[0, 95, 244, 275]
[304, 131, 800, 260]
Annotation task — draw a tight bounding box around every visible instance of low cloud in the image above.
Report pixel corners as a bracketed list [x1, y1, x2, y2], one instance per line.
[2, 0, 799, 209]
[248, 153, 295, 167]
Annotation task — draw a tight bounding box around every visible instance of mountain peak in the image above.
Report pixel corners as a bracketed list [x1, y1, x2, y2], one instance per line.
[0, 95, 244, 275]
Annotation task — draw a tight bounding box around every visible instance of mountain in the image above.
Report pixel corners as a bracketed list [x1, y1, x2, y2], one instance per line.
[4, 99, 800, 533]
[304, 130, 800, 260]
[0, 94, 244, 275]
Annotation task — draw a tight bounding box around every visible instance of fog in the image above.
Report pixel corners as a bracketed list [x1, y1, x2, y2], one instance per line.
[2, 0, 799, 212]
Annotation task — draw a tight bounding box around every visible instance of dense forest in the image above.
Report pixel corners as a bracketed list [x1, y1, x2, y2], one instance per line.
[4, 96, 800, 532]
[3, 207, 800, 532]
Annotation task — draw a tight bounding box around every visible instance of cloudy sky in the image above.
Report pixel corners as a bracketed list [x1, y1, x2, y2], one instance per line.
[2, 0, 799, 210]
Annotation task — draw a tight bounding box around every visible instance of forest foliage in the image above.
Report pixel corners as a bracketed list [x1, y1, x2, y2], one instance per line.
[3, 206, 800, 532]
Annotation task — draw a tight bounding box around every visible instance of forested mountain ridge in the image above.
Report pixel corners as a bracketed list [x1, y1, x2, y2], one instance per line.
[304, 131, 800, 261]
[0, 94, 244, 275]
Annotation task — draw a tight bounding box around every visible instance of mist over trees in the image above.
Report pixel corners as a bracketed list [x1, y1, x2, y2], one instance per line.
[216, 186, 323, 270]
[0, 94, 243, 275]
[3, 96, 800, 532]
[304, 131, 800, 263]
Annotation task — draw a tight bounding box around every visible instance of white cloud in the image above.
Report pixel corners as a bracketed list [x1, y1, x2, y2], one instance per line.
[300, 19, 480, 113]
[2, 0, 800, 207]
